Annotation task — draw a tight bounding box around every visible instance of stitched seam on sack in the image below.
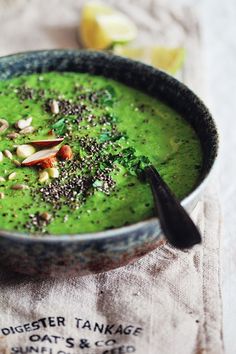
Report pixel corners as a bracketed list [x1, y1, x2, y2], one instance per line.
[198, 200, 207, 353]
[201, 198, 224, 354]
[202, 200, 209, 352]
[216, 200, 225, 352]
[203, 195, 224, 354]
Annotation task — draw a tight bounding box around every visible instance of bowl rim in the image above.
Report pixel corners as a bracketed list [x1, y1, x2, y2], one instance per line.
[0, 49, 219, 242]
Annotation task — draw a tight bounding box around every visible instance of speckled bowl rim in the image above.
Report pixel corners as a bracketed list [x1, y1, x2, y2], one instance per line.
[0, 49, 219, 242]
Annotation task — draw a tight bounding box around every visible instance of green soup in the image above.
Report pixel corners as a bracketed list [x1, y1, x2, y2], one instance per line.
[0, 72, 202, 234]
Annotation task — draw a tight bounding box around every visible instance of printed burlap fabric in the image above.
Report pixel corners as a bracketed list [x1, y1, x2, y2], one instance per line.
[0, 1, 224, 353]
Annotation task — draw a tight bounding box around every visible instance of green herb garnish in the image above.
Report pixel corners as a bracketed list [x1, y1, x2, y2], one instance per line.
[99, 132, 111, 143]
[52, 118, 66, 136]
[115, 147, 151, 176]
[100, 85, 116, 106]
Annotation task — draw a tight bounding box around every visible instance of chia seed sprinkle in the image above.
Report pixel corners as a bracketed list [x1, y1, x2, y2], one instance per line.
[25, 212, 53, 233]
[13, 79, 150, 234]
[17, 85, 35, 101]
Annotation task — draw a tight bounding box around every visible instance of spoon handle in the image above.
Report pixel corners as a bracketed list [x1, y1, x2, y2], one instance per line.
[145, 165, 201, 249]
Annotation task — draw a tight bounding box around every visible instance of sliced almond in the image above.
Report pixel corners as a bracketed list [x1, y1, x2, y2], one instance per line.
[3, 150, 13, 160]
[22, 149, 58, 167]
[57, 145, 73, 160]
[0, 176, 5, 182]
[0, 151, 3, 162]
[15, 117, 32, 130]
[16, 144, 36, 159]
[0, 192, 4, 199]
[30, 138, 64, 148]
[39, 157, 56, 169]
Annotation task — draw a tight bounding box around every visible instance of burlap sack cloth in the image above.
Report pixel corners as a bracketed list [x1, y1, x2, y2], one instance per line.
[0, 0, 224, 353]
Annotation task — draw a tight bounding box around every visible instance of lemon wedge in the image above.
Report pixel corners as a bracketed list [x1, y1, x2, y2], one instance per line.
[113, 46, 147, 61]
[151, 47, 185, 74]
[114, 45, 185, 74]
[79, 1, 137, 50]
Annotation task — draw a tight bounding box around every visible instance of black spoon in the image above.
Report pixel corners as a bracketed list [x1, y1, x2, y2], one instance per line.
[144, 165, 201, 249]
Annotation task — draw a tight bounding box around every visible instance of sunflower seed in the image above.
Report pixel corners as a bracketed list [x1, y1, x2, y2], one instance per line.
[19, 126, 35, 135]
[13, 159, 21, 167]
[4, 150, 13, 160]
[11, 184, 29, 190]
[7, 132, 20, 139]
[50, 100, 59, 114]
[0, 119, 9, 133]
[8, 172, 17, 180]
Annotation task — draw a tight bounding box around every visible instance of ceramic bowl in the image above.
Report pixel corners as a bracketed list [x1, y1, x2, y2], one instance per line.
[0, 50, 218, 276]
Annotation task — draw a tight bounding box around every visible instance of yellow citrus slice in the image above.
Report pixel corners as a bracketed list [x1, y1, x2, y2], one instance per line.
[79, 1, 137, 50]
[113, 45, 147, 62]
[151, 47, 185, 74]
[114, 45, 186, 74]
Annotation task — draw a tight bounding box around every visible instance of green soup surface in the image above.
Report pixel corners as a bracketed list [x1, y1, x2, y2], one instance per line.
[0, 72, 202, 234]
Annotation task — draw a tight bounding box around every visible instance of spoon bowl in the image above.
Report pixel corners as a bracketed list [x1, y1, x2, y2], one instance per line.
[144, 165, 201, 249]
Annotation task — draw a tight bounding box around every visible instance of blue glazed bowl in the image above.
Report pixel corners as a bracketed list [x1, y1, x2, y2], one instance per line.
[0, 50, 218, 276]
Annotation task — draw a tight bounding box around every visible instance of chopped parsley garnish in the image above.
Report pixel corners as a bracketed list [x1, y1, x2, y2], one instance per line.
[100, 85, 116, 106]
[52, 118, 66, 136]
[116, 148, 151, 176]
